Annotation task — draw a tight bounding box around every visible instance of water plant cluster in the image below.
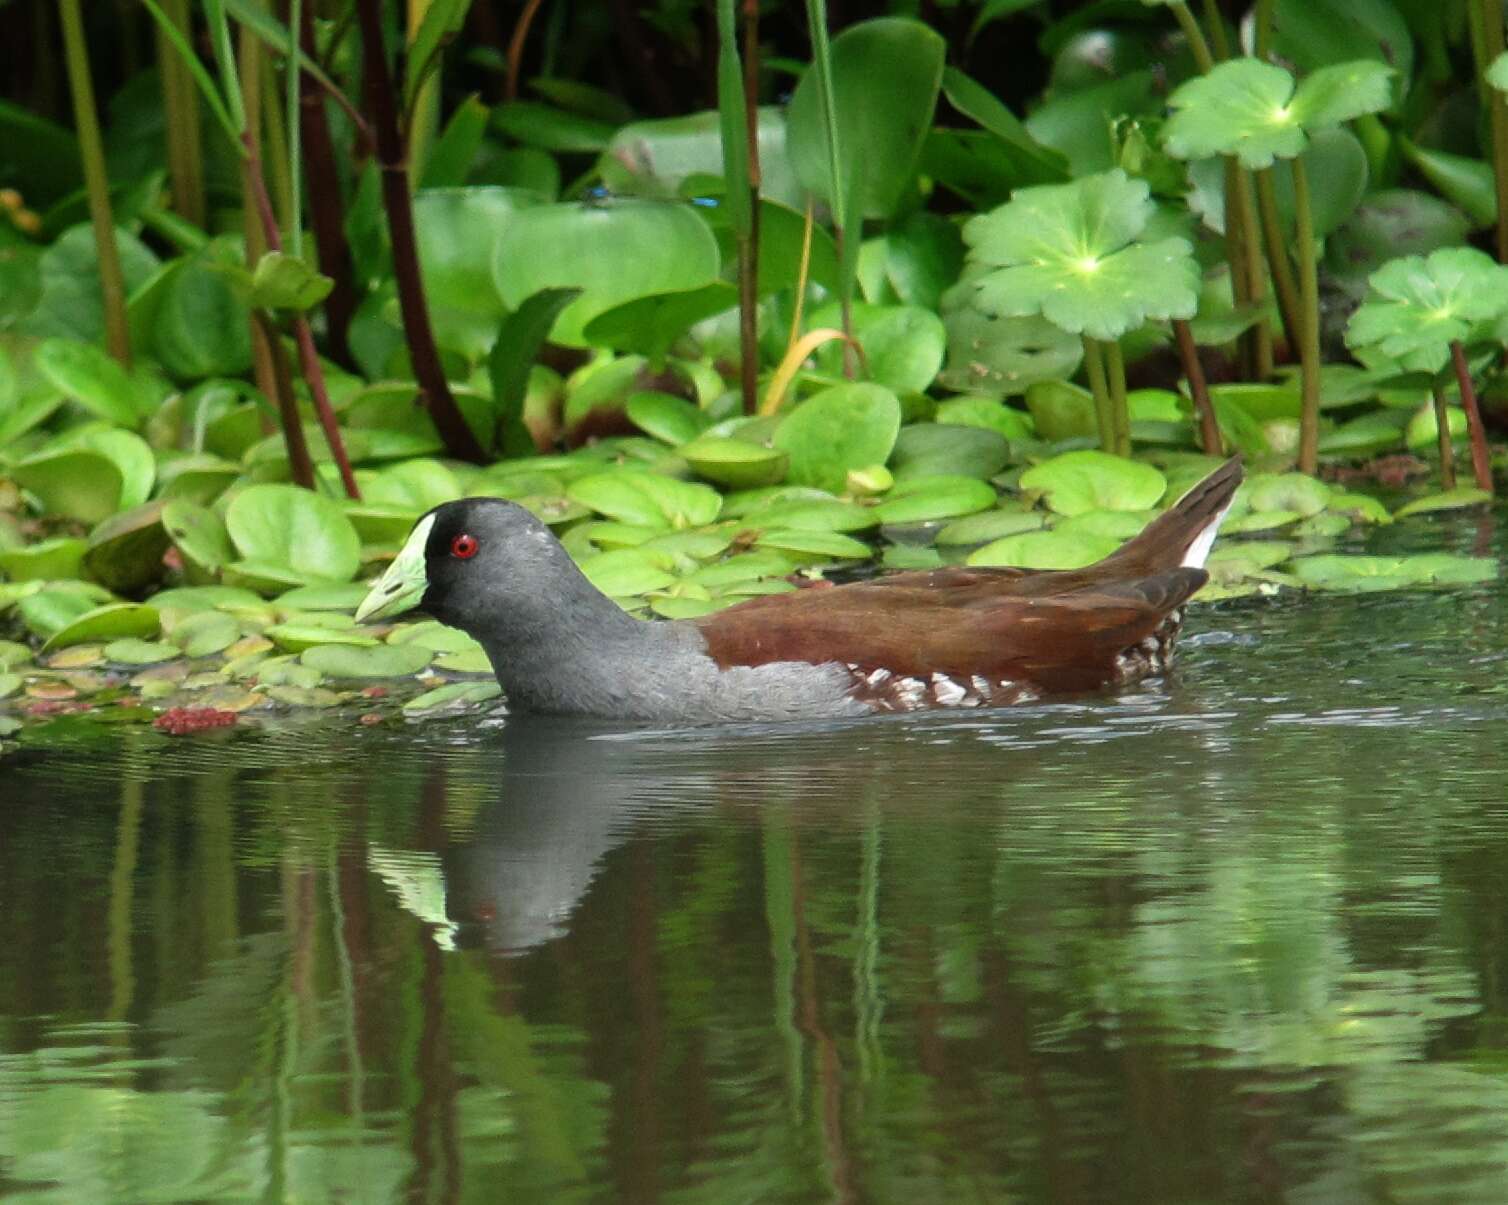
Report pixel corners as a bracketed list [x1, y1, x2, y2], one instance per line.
[1, 0, 1504, 740]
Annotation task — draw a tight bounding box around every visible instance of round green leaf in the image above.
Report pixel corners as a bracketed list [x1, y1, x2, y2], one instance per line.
[225, 484, 363, 584]
[167, 609, 242, 657]
[1019, 451, 1167, 515]
[0, 537, 87, 581]
[772, 383, 902, 494]
[566, 470, 722, 529]
[403, 680, 504, 714]
[493, 199, 722, 346]
[1245, 473, 1332, 517]
[42, 602, 160, 651]
[1393, 488, 1493, 517]
[681, 436, 790, 489]
[104, 638, 178, 665]
[889, 423, 1011, 481]
[753, 529, 872, 559]
[872, 477, 998, 524]
[34, 337, 143, 425]
[936, 509, 1044, 545]
[83, 501, 171, 594]
[577, 548, 679, 596]
[626, 391, 710, 446]
[1024, 379, 1098, 441]
[935, 396, 1034, 440]
[299, 641, 436, 679]
[966, 528, 1120, 569]
[1345, 247, 1508, 374]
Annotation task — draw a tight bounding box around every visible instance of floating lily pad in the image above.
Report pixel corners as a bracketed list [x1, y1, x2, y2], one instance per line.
[266, 624, 380, 653]
[1223, 510, 1302, 534]
[1052, 509, 1152, 541]
[41, 603, 160, 651]
[299, 641, 436, 679]
[104, 638, 178, 665]
[0, 537, 87, 581]
[688, 550, 800, 588]
[1290, 553, 1496, 591]
[1393, 487, 1494, 517]
[773, 383, 903, 494]
[402, 680, 504, 713]
[148, 586, 263, 612]
[934, 396, 1035, 440]
[167, 610, 242, 658]
[754, 529, 872, 559]
[254, 657, 324, 688]
[1292, 512, 1350, 539]
[889, 423, 1011, 481]
[1019, 451, 1167, 515]
[567, 470, 722, 529]
[650, 596, 732, 619]
[1327, 492, 1392, 524]
[1245, 473, 1332, 517]
[935, 509, 1045, 545]
[967, 528, 1120, 569]
[872, 476, 997, 524]
[681, 436, 790, 488]
[388, 620, 483, 654]
[745, 498, 879, 532]
[225, 484, 363, 586]
[433, 647, 493, 673]
[578, 548, 680, 596]
[0, 674, 21, 701]
[275, 582, 371, 612]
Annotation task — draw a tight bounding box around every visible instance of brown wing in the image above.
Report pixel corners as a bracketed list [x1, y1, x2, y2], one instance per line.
[694, 567, 1207, 694]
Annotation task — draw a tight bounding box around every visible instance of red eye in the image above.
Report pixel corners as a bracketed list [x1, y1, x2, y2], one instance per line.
[450, 533, 479, 559]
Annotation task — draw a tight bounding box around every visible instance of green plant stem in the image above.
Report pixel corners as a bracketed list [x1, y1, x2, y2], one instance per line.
[296, 0, 357, 365]
[1254, 0, 1276, 59]
[1169, 3, 1214, 73]
[407, 0, 439, 187]
[1104, 339, 1131, 457]
[1254, 167, 1304, 355]
[803, 0, 856, 377]
[743, 0, 763, 415]
[717, 0, 759, 415]
[59, 0, 131, 367]
[1082, 337, 1116, 453]
[1199, 0, 1231, 60]
[1290, 155, 1323, 474]
[1174, 318, 1221, 455]
[1226, 161, 1272, 380]
[156, 0, 205, 227]
[261, 55, 295, 238]
[355, 0, 487, 463]
[1430, 383, 1458, 491]
[1449, 340, 1495, 492]
[286, 0, 303, 259]
[238, 23, 280, 432]
[1478, 0, 1508, 262]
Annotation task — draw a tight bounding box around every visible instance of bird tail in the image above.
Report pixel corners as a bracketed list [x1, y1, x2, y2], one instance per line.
[1099, 457, 1243, 575]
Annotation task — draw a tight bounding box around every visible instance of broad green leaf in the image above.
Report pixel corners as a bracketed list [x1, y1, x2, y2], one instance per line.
[162, 499, 234, 581]
[41, 602, 160, 651]
[935, 396, 1034, 440]
[578, 548, 679, 596]
[1345, 247, 1508, 373]
[772, 383, 902, 494]
[300, 641, 437, 678]
[889, 423, 1011, 482]
[1052, 509, 1153, 541]
[104, 638, 178, 665]
[83, 502, 170, 594]
[787, 18, 947, 221]
[742, 497, 878, 532]
[34, 338, 142, 425]
[167, 610, 242, 657]
[1245, 473, 1332, 516]
[583, 283, 738, 359]
[1024, 379, 1098, 441]
[404, 680, 503, 713]
[939, 308, 1083, 397]
[872, 477, 998, 524]
[963, 169, 1198, 340]
[149, 245, 254, 379]
[681, 436, 789, 488]
[811, 302, 947, 394]
[1163, 58, 1393, 169]
[936, 509, 1043, 545]
[967, 528, 1120, 569]
[566, 470, 722, 529]
[754, 529, 872, 559]
[1019, 450, 1167, 515]
[1290, 553, 1495, 591]
[940, 66, 1069, 183]
[626, 391, 710, 446]
[493, 199, 721, 346]
[1393, 488, 1493, 517]
[492, 100, 615, 152]
[225, 484, 363, 584]
[0, 537, 87, 581]
[12, 450, 124, 524]
[249, 251, 333, 313]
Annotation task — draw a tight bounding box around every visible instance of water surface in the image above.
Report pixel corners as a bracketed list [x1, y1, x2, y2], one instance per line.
[3, 516, 1508, 1202]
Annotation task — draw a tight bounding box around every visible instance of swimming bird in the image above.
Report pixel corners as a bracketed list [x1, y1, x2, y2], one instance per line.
[356, 457, 1243, 724]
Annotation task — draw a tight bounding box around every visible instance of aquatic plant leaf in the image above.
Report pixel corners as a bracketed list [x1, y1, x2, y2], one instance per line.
[966, 528, 1120, 569]
[1052, 509, 1153, 542]
[225, 485, 363, 585]
[1024, 379, 1098, 441]
[889, 423, 1011, 482]
[1345, 247, 1508, 373]
[1019, 451, 1167, 516]
[567, 470, 722, 529]
[1393, 488, 1493, 517]
[938, 307, 1084, 397]
[812, 303, 948, 394]
[403, 680, 503, 714]
[34, 338, 144, 426]
[1290, 553, 1496, 591]
[300, 641, 436, 679]
[249, 251, 333, 313]
[83, 501, 171, 594]
[11, 450, 123, 525]
[772, 383, 902, 495]
[754, 529, 872, 559]
[41, 603, 160, 651]
[1163, 58, 1394, 170]
[740, 498, 878, 533]
[577, 548, 679, 596]
[626, 391, 710, 447]
[935, 396, 1035, 440]
[935, 509, 1044, 546]
[167, 610, 242, 658]
[680, 436, 789, 489]
[872, 476, 998, 524]
[0, 537, 87, 581]
[104, 638, 177, 665]
[1245, 473, 1332, 517]
[963, 169, 1198, 340]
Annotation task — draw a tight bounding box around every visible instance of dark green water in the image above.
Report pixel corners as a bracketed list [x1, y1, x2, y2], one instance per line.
[3, 519, 1508, 1203]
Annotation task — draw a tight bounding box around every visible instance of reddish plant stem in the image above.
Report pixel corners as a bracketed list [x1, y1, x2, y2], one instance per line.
[505, 0, 547, 102]
[242, 130, 362, 500]
[355, 0, 488, 464]
[1174, 318, 1221, 455]
[256, 311, 317, 489]
[295, 0, 359, 366]
[1450, 340, 1495, 492]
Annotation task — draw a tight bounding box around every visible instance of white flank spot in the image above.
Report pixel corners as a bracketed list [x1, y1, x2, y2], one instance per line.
[866, 667, 892, 687]
[971, 675, 991, 694]
[1181, 500, 1233, 569]
[894, 677, 924, 706]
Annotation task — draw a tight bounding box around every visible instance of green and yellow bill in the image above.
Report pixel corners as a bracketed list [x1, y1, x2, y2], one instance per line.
[356, 513, 435, 624]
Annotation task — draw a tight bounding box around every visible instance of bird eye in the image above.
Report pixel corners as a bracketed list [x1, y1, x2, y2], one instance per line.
[450, 533, 479, 559]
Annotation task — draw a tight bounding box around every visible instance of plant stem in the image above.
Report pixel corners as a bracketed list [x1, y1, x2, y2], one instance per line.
[1449, 340, 1495, 492]
[296, 0, 357, 365]
[355, 0, 487, 463]
[803, 0, 856, 376]
[286, 0, 303, 259]
[1478, 0, 1508, 261]
[1169, 3, 1214, 73]
[743, 0, 763, 415]
[1105, 339, 1131, 457]
[255, 311, 317, 489]
[59, 0, 131, 366]
[717, 0, 759, 415]
[787, 196, 816, 359]
[1254, 0, 1276, 59]
[1174, 318, 1221, 455]
[243, 128, 361, 500]
[1082, 337, 1116, 453]
[238, 23, 279, 430]
[260, 54, 295, 237]
[1430, 382, 1458, 490]
[156, 0, 205, 227]
[505, 0, 548, 101]
[1199, 0, 1231, 60]
[1254, 166, 1303, 355]
[1290, 155, 1322, 474]
[1226, 161, 1272, 379]
[407, 0, 439, 186]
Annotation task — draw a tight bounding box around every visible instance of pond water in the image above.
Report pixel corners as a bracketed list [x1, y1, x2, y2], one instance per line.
[2, 514, 1508, 1203]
